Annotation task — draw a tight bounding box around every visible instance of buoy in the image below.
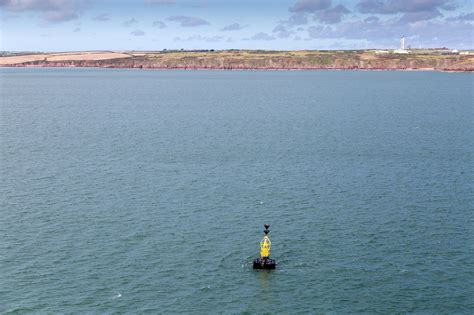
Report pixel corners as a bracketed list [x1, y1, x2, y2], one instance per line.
[253, 224, 276, 270]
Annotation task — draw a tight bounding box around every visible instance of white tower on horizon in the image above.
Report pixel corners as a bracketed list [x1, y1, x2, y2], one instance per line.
[394, 35, 409, 53]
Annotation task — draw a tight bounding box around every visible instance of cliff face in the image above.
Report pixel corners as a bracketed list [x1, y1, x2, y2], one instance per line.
[2, 50, 473, 71]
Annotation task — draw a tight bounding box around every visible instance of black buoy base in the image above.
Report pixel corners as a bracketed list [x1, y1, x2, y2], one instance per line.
[253, 258, 276, 270]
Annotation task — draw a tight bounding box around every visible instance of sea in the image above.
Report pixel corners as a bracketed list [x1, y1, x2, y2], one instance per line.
[0, 68, 473, 313]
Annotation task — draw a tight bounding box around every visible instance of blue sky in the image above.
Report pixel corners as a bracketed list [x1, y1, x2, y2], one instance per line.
[1, 0, 473, 51]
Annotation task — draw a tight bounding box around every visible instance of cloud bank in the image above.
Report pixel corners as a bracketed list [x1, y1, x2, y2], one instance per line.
[0, 0, 89, 23]
[166, 16, 210, 27]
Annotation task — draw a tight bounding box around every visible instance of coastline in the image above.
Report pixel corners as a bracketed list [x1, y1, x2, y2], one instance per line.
[1, 50, 473, 72]
[0, 65, 447, 72]
[2, 65, 471, 73]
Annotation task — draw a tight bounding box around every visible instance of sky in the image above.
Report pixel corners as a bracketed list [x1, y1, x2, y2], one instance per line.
[0, 0, 473, 51]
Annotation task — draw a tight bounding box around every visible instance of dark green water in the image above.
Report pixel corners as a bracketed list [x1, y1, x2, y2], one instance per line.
[1, 69, 473, 313]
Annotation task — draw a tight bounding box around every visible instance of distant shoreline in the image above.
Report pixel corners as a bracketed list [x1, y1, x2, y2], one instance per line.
[1, 50, 473, 72]
[2, 65, 468, 73]
[1, 65, 470, 73]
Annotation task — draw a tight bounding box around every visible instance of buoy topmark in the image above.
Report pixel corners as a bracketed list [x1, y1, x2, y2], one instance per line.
[253, 224, 276, 270]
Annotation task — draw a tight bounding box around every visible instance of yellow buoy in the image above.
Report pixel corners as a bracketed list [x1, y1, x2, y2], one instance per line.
[253, 224, 276, 269]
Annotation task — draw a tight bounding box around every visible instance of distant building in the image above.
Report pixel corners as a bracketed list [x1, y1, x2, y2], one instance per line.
[393, 35, 409, 54]
[394, 49, 410, 54]
[460, 51, 472, 55]
[375, 50, 389, 54]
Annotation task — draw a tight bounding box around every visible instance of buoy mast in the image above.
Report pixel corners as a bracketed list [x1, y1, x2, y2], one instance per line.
[260, 225, 271, 258]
